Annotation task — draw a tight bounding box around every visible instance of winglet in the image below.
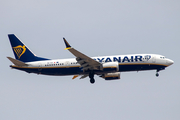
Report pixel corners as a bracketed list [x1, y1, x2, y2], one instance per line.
[63, 38, 71, 50]
[72, 75, 79, 80]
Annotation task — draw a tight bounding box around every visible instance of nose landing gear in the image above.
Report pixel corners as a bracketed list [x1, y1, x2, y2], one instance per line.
[156, 69, 160, 77]
[155, 67, 165, 77]
[156, 72, 159, 77]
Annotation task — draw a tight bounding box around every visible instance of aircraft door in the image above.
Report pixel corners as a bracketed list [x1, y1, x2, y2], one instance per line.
[65, 61, 70, 68]
[38, 63, 42, 71]
[152, 56, 156, 63]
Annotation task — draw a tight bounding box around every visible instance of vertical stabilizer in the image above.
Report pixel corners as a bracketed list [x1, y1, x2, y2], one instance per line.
[8, 34, 49, 62]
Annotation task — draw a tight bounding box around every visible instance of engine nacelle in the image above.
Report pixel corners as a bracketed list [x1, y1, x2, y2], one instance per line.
[102, 72, 120, 80]
[102, 62, 119, 72]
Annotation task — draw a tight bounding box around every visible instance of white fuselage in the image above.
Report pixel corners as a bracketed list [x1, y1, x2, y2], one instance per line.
[11, 54, 173, 76]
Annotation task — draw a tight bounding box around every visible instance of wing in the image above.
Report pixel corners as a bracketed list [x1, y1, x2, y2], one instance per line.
[63, 38, 102, 71]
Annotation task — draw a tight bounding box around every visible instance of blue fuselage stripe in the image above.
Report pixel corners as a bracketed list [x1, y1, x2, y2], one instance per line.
[11, 63, 166, 76]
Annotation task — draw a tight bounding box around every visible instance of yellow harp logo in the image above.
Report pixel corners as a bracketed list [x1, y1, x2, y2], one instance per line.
[13, 45, 26, 59]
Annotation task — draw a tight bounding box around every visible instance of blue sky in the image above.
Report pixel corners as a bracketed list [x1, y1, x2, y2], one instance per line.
[1, 0, 180, 120]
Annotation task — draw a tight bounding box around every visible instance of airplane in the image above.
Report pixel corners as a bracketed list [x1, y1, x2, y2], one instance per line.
[7, 34, 174, 84]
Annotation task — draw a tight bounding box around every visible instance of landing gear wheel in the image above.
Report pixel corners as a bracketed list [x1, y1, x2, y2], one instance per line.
[156, 72, 159, 77]
[90, 78, 95, 84]
[89, 71, 95, 84]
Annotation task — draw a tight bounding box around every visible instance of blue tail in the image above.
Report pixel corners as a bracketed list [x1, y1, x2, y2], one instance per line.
[8, 34, 50, 62]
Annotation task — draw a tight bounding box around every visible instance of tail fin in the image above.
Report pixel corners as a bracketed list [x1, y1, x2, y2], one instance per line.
[8, 34, 49, 62]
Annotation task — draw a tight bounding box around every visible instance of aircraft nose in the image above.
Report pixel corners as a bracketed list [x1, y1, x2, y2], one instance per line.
[166, 59, 174, 66]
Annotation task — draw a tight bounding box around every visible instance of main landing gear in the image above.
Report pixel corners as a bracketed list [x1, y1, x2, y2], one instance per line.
[89, 71, 95, 84]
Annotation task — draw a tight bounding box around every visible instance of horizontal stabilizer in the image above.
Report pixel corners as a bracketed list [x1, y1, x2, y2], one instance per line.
[7, 57, 28, 66]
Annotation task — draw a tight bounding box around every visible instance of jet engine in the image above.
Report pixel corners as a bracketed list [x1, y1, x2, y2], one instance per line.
[101, 72, 120, 80]
[102, 62, 119, 72]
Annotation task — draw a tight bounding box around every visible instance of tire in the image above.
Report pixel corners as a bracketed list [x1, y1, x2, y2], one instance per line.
[90, 78, 95, 84]
[156, 73, 159, 77]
